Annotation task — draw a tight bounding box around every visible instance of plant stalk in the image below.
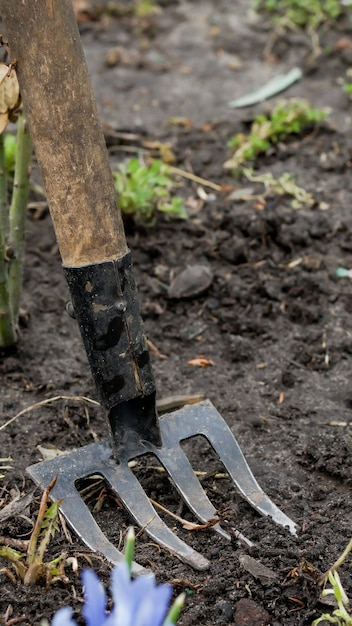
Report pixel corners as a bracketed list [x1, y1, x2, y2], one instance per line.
[0, 133, 16, 346]
[0, 132, 8, 236]
[8, 112, 32, 324]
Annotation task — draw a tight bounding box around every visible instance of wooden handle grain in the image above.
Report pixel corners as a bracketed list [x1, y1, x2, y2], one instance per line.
[0, 0, 128, 267]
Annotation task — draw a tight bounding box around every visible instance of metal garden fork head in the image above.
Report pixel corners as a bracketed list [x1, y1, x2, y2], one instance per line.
[2, 0, 297, 574]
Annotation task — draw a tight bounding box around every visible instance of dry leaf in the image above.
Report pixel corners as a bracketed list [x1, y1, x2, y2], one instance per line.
[188, 355, 215, 367]
[37, 445, 66, 460]
[0, 64, 20, 134]
[239, 554, 279, 585]
[0, 490, 34, 524]
[253, 199, 266, 210]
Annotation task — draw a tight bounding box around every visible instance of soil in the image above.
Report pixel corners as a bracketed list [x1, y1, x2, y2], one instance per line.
[1, 1, 352, 625]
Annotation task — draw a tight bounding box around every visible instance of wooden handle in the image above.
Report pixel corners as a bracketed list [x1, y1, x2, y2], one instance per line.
[0, 0, 128, 267]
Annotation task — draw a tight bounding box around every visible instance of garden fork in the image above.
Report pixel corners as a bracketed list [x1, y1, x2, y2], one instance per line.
[1, 0, 297, 574]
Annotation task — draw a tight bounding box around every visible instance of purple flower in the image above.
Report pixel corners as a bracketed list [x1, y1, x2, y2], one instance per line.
[52, 562, 173, 626]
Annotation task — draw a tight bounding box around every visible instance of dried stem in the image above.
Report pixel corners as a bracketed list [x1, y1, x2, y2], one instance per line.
[27, 476, 57, 566]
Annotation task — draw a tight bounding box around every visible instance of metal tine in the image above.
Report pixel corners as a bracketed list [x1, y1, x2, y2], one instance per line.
[156, 444, 254, 549]
[112, 412, 253, 549]
[27, 444, 144, 576]
[102, 462, 210, 571]
[27, 439, 210, 572]
[54, 481, 146, 576]
[156, 443, 230, 539]
[159, 401, 298, 535]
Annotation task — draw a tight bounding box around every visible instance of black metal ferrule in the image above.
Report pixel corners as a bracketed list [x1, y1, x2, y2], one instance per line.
[64, 251, 161, 451]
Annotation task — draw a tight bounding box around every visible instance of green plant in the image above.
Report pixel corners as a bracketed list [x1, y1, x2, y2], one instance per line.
[0, 477, 69, 587]
[0, 112, 32, 348]
[313, 538, 352, 625]
[313, 571, 352, 625]
[113, 157, 187, 225]
[224, 98, 327, 171]
[253, 0, 343, 30]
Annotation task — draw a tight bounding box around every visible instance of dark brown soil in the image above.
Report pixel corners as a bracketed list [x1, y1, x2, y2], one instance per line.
[1, 1, 352, 625]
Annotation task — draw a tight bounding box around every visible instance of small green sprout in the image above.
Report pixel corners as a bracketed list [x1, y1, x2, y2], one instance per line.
[124, 525, 135, 574]
[313, 571, 352, 625]
[113, 157, 187, 225]
[224, 98, 327, 171]
[124, 527, 185, 625]
[253, 0, 343, 30]
[0, 476, 68, 587]
[313, 538, 352, 625]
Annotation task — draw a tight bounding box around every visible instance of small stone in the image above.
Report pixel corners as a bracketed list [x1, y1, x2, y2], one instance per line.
[233, 598, 271, 626]
[216, 599, 234, 623]
[168, 265, 213, 299]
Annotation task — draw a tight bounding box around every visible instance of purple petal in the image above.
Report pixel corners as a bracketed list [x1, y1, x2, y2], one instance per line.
[131, 573, 159, 602]
[110, 561, 131, 599]
[109, 563, 136, 625]
[82, 569, 108, 626]
[51, 607, 77, 626]
[109, 564, 172, 626]
[134, 583, 173, 626]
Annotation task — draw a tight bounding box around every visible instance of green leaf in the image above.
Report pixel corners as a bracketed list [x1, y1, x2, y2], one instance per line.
[0, 545, 26, 561]
[225, 98, 327, 171]
[113, 158, 187, 225]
